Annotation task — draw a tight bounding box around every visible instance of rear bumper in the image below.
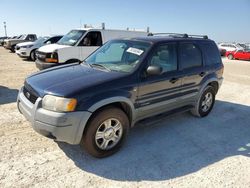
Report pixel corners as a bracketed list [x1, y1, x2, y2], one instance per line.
[35, 59, 57, 70]
[218, 77, 223, 88]
[17, 87, 92, 144]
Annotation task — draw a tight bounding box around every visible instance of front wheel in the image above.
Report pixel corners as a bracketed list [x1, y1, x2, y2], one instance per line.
[10, 45, 16, 53]
[191, 86, 215, 117]
[30, 50, 36, 61]
[228, 54, 234, 60]
[81, 107, 129, 158]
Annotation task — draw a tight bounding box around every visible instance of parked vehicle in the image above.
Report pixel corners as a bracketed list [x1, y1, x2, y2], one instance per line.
[245, 43, 250, 49]
[0, 37, 8, 46]
[17, 33, 223, 158]
[15, 35, 63, 61]
[3, 34, 37, 52]
[218, 43, 244, 52]
[226, 49, 250, 60]
[219, 48, 226, 56]
[35, 25, 148, 70]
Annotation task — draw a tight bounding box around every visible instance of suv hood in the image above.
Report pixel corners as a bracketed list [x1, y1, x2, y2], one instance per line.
[38, 43, 70, 53]
[25, 64, 124, 97]
[17, 41, 34, 47]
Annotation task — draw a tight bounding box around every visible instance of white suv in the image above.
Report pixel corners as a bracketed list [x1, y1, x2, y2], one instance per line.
[218, 43, 244, 52]
[16, 35, 63, 61]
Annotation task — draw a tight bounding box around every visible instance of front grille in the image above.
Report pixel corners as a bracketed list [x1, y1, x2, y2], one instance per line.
[23, 87, 38, 104]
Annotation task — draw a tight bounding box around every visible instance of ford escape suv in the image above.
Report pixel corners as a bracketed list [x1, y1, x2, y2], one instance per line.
[17, 33, 223, 158]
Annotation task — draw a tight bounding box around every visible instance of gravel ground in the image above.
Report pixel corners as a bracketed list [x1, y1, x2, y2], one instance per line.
[0, 47, 250, 188]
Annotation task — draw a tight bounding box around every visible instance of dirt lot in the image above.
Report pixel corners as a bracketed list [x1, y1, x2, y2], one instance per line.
[0, 47, 250, 188]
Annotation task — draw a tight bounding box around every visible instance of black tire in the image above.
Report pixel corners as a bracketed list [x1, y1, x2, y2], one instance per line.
[228, 54, 234, 60]
[30, 49, 36, 61]
[81, 107, 129, 158]
[191, 86, 215, 117]
[10, 45, 16, 53]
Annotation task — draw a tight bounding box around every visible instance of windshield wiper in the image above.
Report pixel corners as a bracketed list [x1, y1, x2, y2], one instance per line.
[81, 60, 92, 67]
[91, 63, 111, 71]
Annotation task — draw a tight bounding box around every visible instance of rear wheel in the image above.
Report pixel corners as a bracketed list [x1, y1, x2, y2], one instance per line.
[191, 86, 215, 117]
[228, 54, 234, 60]
[81, 107, 129, 158]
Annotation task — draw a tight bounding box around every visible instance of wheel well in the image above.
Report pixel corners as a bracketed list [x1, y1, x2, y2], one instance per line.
[30, 49, 37, 56]
[87, 102, 132, 126]
[208, 81, 219, 94]
[82, 102, 133, 139]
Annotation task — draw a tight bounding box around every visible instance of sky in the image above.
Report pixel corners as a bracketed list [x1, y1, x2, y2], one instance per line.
[0, 0, 250, 43]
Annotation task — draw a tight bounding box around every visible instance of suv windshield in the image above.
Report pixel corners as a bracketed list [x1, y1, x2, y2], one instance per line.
[85, 40, 151, 73]
[57, 30, 86, 46]
[34, 37, 49, 44]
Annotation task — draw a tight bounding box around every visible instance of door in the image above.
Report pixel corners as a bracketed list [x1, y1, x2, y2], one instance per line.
[235, 50, 250, 60]
[136, 42, 182, 119]
[178, 42, 204, 103]
[78, 31, 103, 60]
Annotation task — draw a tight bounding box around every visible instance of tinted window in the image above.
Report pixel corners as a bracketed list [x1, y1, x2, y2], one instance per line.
[79, 31, 102, 46]
[149, 43, 177, 72]
[179, 43, 202, 69]
[49, 36, 62, 43]
[201, 42, 221, 65]
[27, 35, 36, 41]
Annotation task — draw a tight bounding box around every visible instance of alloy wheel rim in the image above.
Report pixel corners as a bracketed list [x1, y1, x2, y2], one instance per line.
[201, 92, 213, 112]
[95, 118, 123, 150]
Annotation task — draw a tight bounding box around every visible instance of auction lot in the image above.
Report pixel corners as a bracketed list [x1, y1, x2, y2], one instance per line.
[0, 47, 250, 187]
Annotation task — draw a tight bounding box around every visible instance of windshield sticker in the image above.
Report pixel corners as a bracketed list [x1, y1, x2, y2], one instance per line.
[126, 47, 144, 56]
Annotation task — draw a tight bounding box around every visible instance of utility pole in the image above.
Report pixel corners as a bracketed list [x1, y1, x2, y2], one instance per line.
[3, 22, 7, 37]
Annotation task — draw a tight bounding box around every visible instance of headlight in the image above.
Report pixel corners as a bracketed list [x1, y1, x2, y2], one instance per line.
[42, 95, 77, 112]
[45, 51, 58, 63]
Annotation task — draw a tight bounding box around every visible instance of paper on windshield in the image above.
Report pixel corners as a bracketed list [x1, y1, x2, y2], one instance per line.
[126, 47, 144, 56]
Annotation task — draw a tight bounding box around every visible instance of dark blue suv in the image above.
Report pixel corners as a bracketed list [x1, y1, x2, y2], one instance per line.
[17, 33, 223, 158]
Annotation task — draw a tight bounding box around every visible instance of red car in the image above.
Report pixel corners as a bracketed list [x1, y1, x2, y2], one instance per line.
[226, 49, 250, 60]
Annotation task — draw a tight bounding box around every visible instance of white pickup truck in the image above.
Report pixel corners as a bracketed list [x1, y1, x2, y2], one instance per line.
[35, 27, 148, 70]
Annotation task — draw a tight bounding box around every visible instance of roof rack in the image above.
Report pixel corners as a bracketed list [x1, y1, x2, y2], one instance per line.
[147, 33, 208, 39]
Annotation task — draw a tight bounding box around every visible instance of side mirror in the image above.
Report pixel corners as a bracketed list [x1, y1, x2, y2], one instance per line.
[146, 65, 163, 76]
[46, 41, 51, 45]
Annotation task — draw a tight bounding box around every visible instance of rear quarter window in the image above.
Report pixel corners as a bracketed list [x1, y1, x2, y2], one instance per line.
[200, 42, 222, 66]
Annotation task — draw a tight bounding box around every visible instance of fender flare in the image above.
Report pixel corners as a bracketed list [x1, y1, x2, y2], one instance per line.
[88, 96, 136, 121]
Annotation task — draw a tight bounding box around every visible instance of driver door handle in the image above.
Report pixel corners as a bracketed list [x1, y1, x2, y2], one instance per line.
[199, 72, 206, 77]
[170, 78, 179, 84]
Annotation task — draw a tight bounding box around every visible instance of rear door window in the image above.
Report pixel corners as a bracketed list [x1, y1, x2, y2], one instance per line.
[179, 43, 202, 69]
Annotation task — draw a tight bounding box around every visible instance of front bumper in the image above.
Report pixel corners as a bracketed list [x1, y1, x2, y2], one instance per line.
[17, 87, 92, 144]
[16, 48, 30, 58]
[35, 59, 57, 70]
